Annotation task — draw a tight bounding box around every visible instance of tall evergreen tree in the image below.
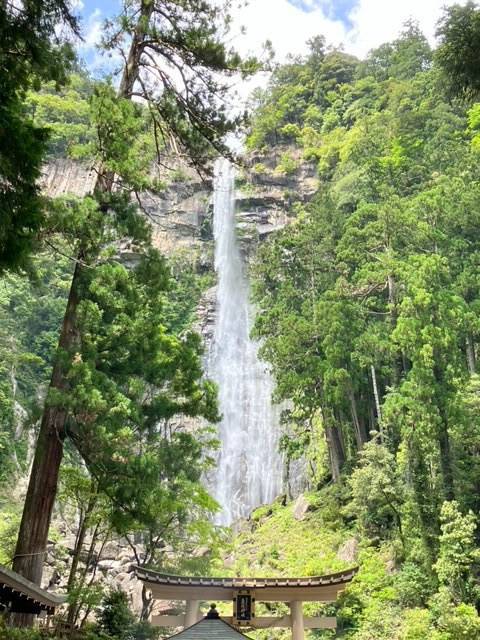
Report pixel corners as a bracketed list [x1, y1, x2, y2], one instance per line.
[12, 0, 255, 608]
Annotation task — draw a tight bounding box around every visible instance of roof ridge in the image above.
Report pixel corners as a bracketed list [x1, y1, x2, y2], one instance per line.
[134, 565, 359, 584]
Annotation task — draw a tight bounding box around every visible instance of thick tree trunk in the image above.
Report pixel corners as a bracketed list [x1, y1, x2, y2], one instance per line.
[11, 266, 81, 625]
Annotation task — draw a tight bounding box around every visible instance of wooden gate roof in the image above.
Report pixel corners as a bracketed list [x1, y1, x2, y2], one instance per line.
[135, 566, 358, 603]
[0, 565, 65, 615]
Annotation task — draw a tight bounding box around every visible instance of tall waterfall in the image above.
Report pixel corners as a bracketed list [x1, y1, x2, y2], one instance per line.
[208, 158, 283, 525]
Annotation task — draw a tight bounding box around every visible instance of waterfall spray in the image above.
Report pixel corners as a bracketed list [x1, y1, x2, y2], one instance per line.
[208, 158, 283, 525]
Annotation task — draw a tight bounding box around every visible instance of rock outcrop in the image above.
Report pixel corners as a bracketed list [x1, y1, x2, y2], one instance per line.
[234, 146, 318, 259]
[41, 159, 213, 258]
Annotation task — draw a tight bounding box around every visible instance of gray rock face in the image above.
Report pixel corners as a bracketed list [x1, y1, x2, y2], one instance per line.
[293, 495, 311, 521]
[40, 149, 317, 304]
[233, 148, 318, 260]
[337, 538, 359, 563]
[40, 159, 97, 197]
[41, 159, 213, 257]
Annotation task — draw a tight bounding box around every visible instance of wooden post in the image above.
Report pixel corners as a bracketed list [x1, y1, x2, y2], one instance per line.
[185, 600, 200, 628]
[290, 601, 304, 640]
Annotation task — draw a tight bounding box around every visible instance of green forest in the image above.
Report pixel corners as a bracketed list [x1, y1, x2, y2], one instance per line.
[2, 0, 480, 639]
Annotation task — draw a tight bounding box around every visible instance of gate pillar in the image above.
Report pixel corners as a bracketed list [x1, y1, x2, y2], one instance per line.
[185, 600, 200, 627]
[290, 600, 304, 640]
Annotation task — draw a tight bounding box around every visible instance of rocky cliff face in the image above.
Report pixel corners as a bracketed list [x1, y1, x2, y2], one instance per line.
[41, 159, 213, 258]
[41, 149, 317, 270]
[235, 146, 318, 260]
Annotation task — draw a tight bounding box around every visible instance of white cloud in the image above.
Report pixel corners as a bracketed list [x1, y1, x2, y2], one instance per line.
[82, 8, 103, 49]
[228, 0, 348, 99]
[347, 0, 467, 57]
[230, 0, 471, 64]
[223, 0, 472, 105]
[230, 0, 347, 62]
[70, 0, 84, 12]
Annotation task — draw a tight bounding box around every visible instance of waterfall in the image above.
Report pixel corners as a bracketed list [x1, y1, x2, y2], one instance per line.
[207, 158, 283, 525]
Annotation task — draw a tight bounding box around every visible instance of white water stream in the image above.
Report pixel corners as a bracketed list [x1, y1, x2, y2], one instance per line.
[207, 158, 283, 525]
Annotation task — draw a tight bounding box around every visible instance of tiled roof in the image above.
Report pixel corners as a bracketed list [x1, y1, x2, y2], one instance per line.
[166, 618, 252, 640]
[0, 565, 65, 612]
[135, 567, 358, 589]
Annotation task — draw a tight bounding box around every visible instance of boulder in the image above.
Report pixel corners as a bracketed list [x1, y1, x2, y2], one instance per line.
[293, 495, 310, 521]
[337, 538, 359, 563]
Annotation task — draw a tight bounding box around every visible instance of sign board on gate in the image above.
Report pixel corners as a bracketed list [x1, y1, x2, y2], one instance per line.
[233, 590, 255, 626]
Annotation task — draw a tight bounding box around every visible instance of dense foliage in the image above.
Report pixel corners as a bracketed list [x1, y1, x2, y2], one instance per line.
[0, 0, 78, 271]
[247, 9, 480, 639]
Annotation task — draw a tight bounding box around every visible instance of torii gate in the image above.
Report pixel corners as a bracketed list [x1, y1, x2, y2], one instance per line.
[135, 566, 358, 640]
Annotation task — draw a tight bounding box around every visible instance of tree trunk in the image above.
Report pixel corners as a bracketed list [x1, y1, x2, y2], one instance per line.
[66, 491, 98, 626]
[438, 413, 455, 501]
[466, 334, 476, 375]
[388, 274, 401, 386]
[433, 359, 455, 501]
[118, 0, 154, 98]
[370, 365, 383, 441]
[79, 530, 109, 628]
[323, 406, 345, 482]
[409, 444, 440, 565]
[348, 388, 368, 449]
[11, 2, 154, 609]
[11, 266, 81, 625]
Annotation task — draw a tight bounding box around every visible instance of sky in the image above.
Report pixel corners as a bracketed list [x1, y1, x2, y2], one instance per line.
[74, 0, 470, 84]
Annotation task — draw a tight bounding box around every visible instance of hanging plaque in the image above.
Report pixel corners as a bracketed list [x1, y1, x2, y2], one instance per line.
[233, 589, 255, 626]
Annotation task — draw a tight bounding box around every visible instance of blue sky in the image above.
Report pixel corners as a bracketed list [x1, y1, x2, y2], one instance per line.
[80, 0, 117, 16]
[287, 0, 358, 29]
[75, 0, 119, 72]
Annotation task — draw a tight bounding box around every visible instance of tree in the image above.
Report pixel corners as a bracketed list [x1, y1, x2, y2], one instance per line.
[12, 0, 255, 609]
[99, 589, 134, 638]
[0, 0, 78, 271]
[436, 1, 480, 99]
[348, 441, 405, 545]
[434, 501, 480, 605]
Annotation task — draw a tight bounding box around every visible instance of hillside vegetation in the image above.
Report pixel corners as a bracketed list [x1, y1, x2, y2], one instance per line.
[240, 11, 480, 640]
